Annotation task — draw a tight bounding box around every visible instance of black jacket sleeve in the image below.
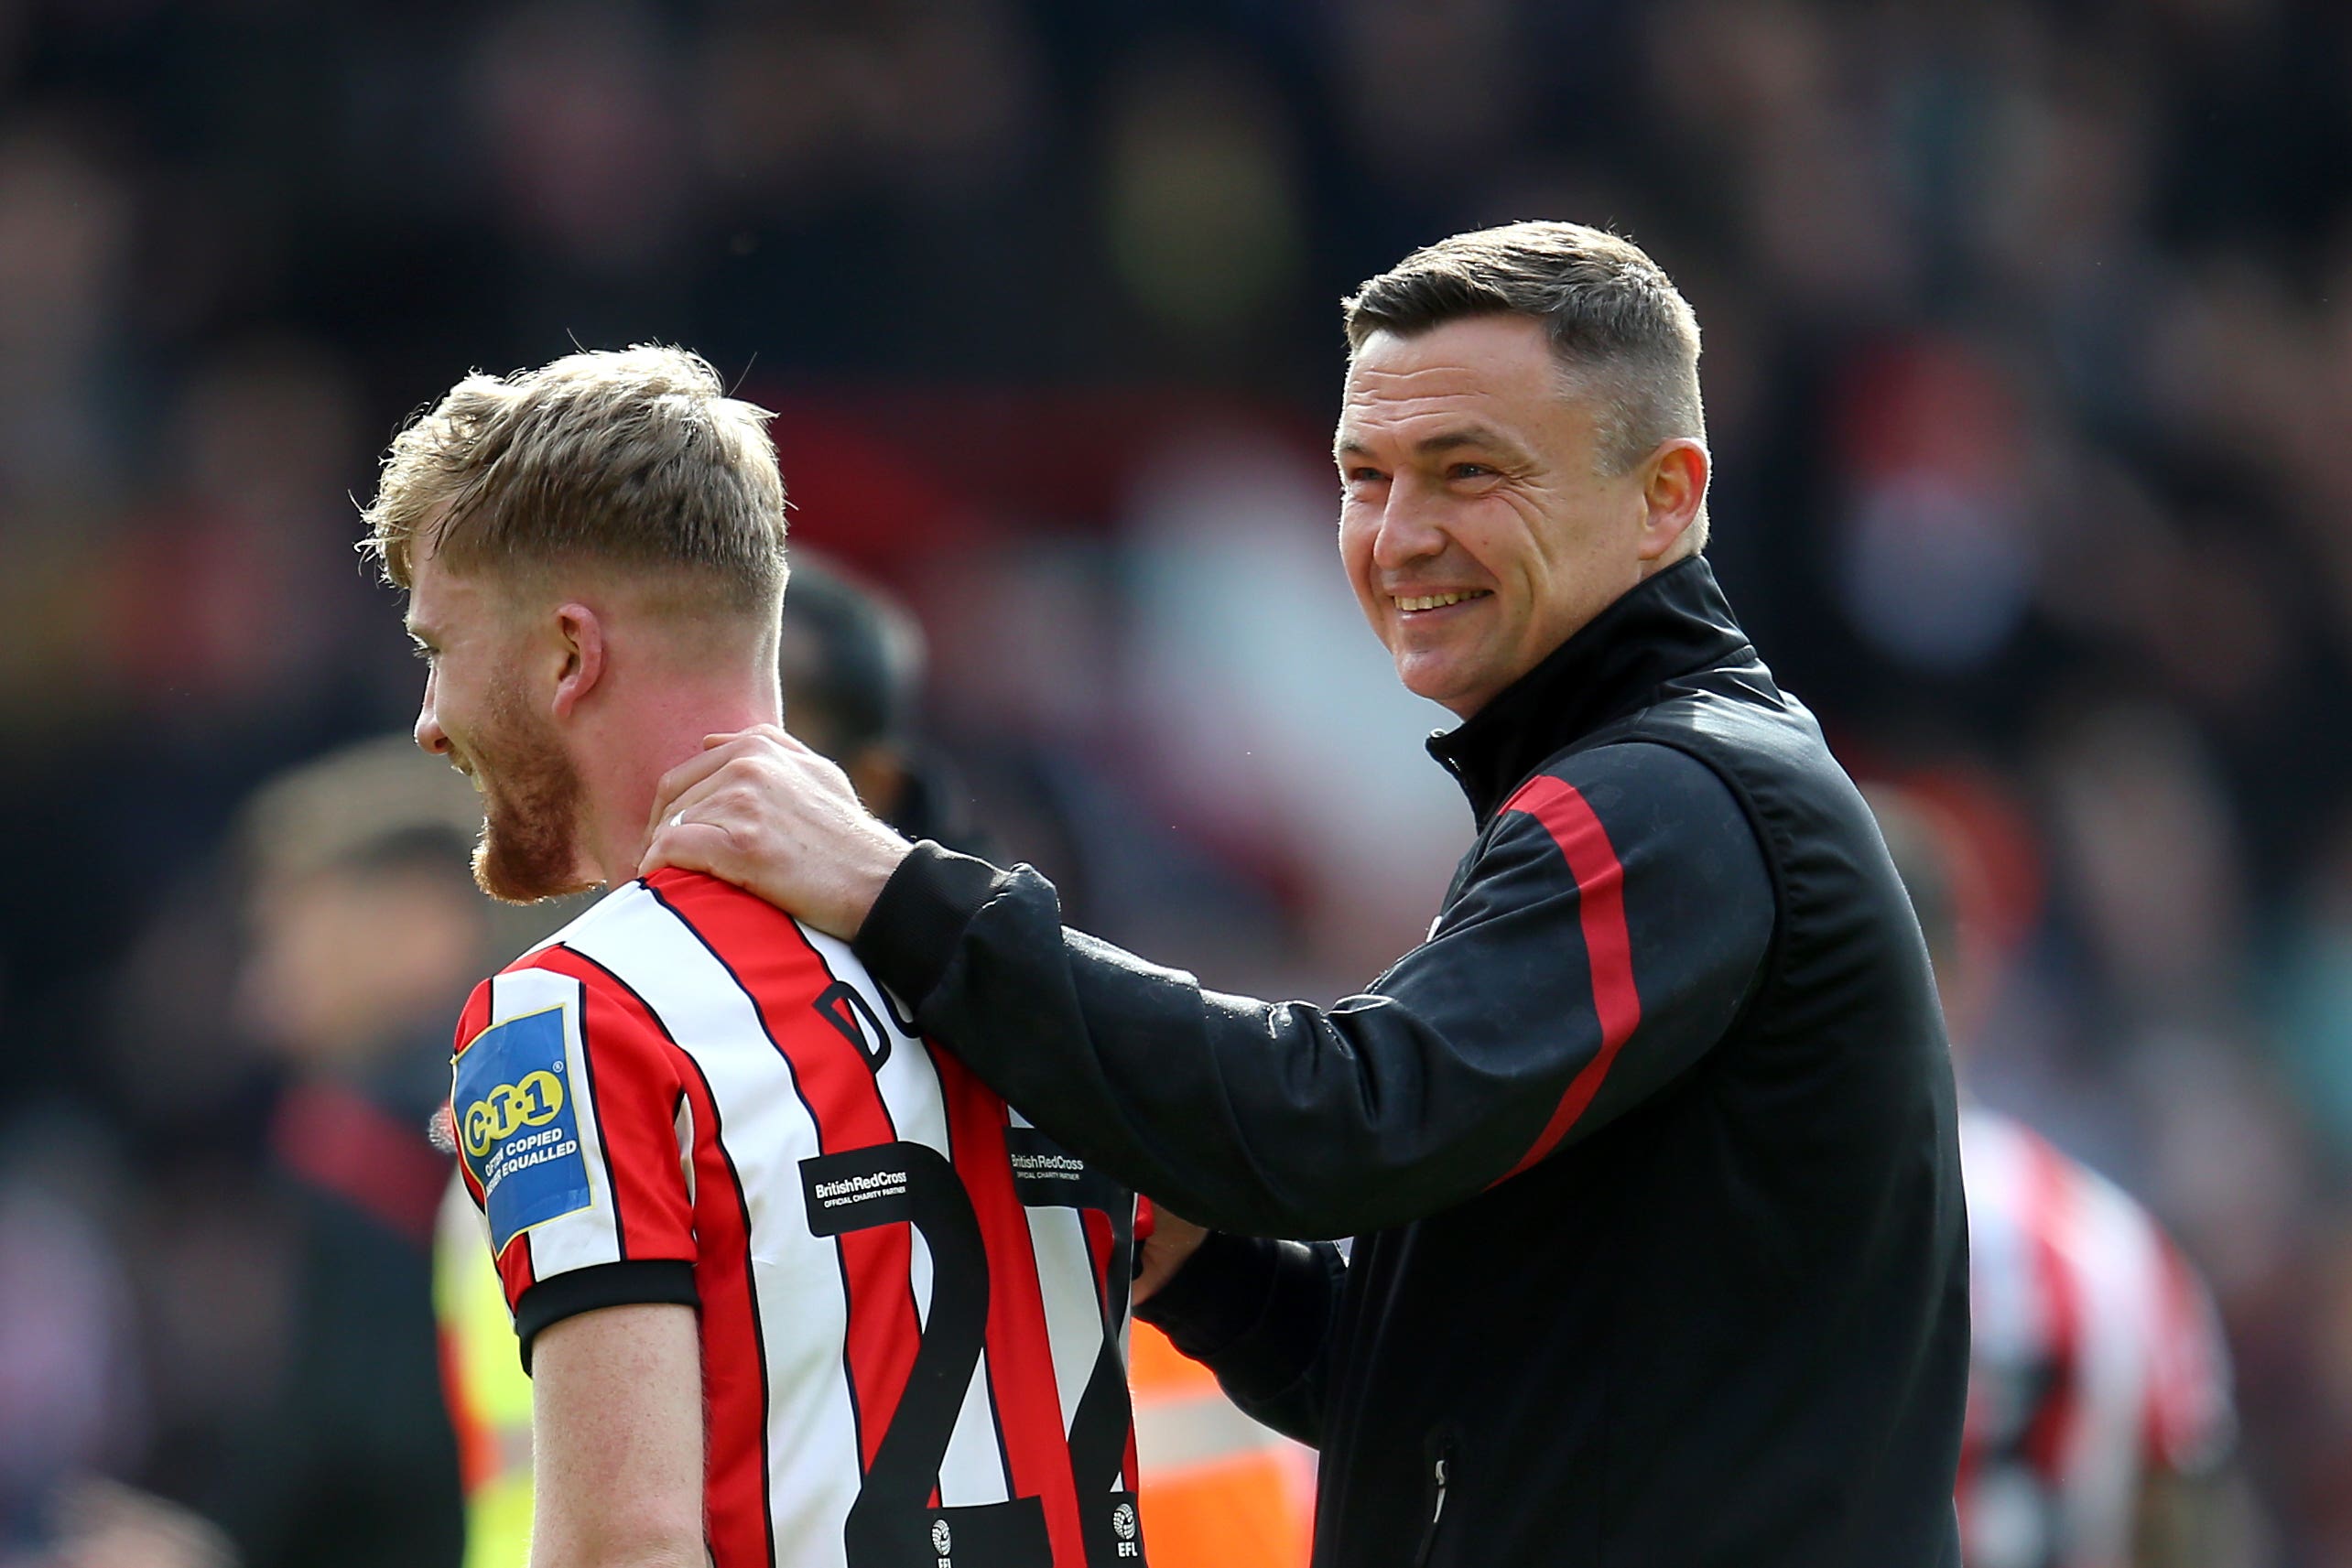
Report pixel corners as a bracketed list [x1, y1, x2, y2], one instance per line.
[853, 740, 1773, 1239]
[1132, 1230, 1348, 1446]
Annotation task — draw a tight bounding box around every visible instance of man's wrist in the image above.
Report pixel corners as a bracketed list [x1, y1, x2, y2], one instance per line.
[1137, 1234, 1343, 1400]
[837, 825, 917, 939]
[849, 840, 1007, 1007]
[1133, 1229, 1273, 1352]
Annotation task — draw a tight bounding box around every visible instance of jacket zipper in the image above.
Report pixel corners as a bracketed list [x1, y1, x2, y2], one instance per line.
[1412, 1442, 1455, 1568]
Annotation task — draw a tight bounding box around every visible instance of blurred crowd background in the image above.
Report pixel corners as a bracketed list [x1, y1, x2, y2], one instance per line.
[4, 0, 2352, 1562]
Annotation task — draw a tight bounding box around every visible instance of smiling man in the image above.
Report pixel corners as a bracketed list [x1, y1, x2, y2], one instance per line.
[642, 225, 1970, 1566]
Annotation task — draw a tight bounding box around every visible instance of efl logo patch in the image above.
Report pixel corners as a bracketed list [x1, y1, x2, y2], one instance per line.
[454, 1006, 591, 1254]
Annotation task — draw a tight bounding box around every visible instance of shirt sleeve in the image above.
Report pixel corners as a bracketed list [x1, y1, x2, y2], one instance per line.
[1133, 1231, 1349, 1447]
[450, 955, 699, 1368]
[853, 740, 1773, 1239]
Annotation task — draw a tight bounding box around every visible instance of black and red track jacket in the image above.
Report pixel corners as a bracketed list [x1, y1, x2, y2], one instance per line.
[851, 557, 1968, 1568]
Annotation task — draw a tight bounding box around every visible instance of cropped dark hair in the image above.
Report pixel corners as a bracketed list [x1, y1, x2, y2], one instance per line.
[776, 556, 923, 757]
[1343, 222, 1705, 481]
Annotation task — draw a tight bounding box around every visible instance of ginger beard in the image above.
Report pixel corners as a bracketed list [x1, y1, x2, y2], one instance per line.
[466, 669, 592, 903]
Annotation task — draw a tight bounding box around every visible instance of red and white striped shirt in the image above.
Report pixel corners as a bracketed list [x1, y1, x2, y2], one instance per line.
[1956, 1108, 2235, 1568]
[452, 869, 1147, 1568]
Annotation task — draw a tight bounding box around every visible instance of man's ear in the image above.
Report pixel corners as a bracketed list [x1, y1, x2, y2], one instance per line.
[551, 602, 607, 719]
[1635, 438, 1709, 563]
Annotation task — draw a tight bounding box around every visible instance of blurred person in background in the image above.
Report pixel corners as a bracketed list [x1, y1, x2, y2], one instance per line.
[209, 736, 485, 1568]
[1869, 785, 2249, 1568]
[376, 346, 1148, 1568]
[644, 222, 1968, 1566]
[774, 556, 984, 858]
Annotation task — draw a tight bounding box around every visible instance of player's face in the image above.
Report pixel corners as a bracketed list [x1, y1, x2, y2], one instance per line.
[1336, 315, 1656, 719]
[407, 551, 592, 903]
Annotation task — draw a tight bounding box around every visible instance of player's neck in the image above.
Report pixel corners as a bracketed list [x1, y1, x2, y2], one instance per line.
[574, 671, 779, 889]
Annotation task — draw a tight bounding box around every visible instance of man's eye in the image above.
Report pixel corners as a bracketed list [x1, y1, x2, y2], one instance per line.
[411, 643, 438, 664]
[1448, 463, 1493, 481]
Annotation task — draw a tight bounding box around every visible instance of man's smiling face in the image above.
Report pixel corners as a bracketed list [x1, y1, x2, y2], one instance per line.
[1336, 314, 1657, 719]
[406, 546, 591, 903]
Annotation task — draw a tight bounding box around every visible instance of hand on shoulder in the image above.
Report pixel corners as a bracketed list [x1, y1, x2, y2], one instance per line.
[640, 724, 914, 939]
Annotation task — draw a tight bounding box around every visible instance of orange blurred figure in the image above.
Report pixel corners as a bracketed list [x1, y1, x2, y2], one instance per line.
[1130, 1320, 1313, 1568]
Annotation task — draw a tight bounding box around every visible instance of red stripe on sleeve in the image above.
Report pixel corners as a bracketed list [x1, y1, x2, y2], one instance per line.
[1491, 774, 1644, 1182]
[496, 1215, 538, 1307]
[654, 874, 926, 1475]
[454, 980, 494, 1058]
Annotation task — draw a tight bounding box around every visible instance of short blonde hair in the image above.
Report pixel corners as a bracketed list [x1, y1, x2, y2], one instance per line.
[363, 345, 786, 613]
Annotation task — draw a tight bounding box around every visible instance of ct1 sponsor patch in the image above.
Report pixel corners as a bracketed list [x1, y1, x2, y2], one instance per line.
[455, 1006, 591, 1254]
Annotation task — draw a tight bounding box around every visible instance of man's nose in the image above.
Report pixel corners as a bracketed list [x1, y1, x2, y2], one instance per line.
[415, 673, 449, 755]
[1370, 484, 1447, 572]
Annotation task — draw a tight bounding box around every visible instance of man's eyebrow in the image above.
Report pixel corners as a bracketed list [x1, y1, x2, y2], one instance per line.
[1334, 425, 1528, 462]
[1412, 424, 1524, 457]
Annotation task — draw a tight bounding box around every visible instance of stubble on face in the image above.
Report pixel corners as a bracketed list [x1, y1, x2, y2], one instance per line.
[1336, 318, 1637, 718]
[469, 669, 593, 904]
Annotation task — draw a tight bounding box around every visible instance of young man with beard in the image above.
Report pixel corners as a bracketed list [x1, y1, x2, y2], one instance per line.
[368, 346, 1148, 1568]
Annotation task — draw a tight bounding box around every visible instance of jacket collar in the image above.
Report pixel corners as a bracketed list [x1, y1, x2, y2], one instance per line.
[1425, 556, 1753, 824]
